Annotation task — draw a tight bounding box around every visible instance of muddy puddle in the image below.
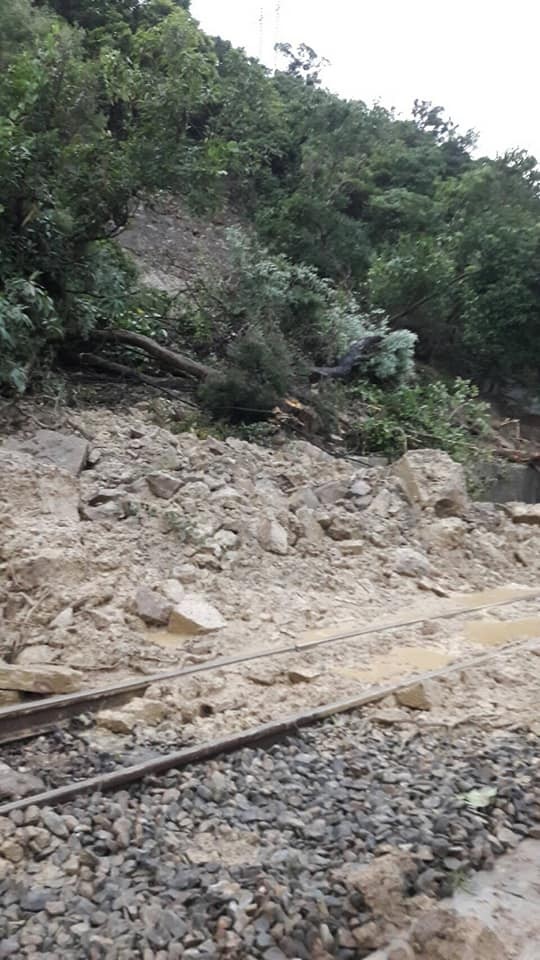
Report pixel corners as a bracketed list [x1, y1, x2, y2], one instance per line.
[300, 584, 540, 646]
[308, 585, 540, 686]
[334, 645, 450, 683]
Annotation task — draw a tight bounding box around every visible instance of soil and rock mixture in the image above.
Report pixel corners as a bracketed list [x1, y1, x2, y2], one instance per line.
[1, 403, 539, 728]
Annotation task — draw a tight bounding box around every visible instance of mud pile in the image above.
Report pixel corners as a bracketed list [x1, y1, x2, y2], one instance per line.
[1, 404, 539, 722]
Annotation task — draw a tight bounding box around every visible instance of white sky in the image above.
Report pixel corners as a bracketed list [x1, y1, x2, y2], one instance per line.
[190, 0, 540, 159]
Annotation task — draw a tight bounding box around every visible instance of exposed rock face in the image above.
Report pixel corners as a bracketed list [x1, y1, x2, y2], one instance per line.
[393, 449, 468, 516]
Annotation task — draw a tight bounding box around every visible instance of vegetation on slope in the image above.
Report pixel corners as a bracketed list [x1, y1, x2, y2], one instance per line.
[1, 0, 537, 456]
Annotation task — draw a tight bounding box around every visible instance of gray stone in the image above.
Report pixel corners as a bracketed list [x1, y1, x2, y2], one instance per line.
[350, 479, 372, 498]
[4, 430, 89, 476]
[315, 481, 348, 505]
[41, 811, 69, 839]
[0, 762, 45, 800]
[133, 586, 172, 625]
[146, 472, 182, 499]
[257, 519, 288, 556]
[393, 547, 433, 578]
[168, 593, 226, 634]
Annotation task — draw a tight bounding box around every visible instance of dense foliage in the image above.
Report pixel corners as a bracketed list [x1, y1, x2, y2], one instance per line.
[1, 0, 539, 437]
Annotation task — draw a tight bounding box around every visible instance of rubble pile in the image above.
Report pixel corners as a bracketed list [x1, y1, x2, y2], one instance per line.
[0, 405, 539, 721]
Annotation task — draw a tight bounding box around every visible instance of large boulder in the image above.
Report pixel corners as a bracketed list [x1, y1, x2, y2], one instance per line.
[167, 593, 226, 634]
[3, 430, 88, 476]
[392, 450, 468, 517]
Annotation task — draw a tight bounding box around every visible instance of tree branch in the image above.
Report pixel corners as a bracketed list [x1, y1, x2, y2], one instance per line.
[92, 329, 211, 380]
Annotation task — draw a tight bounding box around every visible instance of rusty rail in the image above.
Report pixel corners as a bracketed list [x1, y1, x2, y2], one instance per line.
[0, 589, 538, 745]
[0, 636, 538, 815]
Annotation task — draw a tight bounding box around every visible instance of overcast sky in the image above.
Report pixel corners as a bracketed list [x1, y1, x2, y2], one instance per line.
[190, 0, 539, 159]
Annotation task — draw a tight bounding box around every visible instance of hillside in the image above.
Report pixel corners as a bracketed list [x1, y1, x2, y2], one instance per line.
[1, 0, 540, 460]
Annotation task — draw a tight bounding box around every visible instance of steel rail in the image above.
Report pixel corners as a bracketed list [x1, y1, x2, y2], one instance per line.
[0, 589, 538, 745]
[0, 637, 537, 815]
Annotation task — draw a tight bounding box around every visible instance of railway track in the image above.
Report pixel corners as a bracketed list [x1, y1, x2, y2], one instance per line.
[1, 588, 539, 816]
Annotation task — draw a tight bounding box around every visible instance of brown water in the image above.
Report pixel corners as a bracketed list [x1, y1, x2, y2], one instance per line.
[300, 585, 540, 646]
[144, 629, 186, 649]
[334, 645, 450, 684]
[465, 616, 540, 647]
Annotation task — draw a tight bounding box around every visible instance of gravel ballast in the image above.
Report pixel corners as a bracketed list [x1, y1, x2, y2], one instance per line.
[0, 713, 539, 959]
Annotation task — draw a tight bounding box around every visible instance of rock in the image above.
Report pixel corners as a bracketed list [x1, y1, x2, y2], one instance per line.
[352, 922, 380, 952]
[133, 587, 172, 625]
[411, 906, 507, 960]
[0, 448, 80, 523]
[393, 547, 433, 578]
[496, 825, 520, 847]
[339, 539, 363, 555]
[506, 503, 540, 526]
[0, 762, 45, 800]
[371, 707, 409, 725]
[295, 507, 324, 543]
[168, 593, 226, 634]
[315, 481, 348, 505]
[161, 579, 186, 604]
[421, 518, 468, 551]
[0, 663, 81, 694]
[0, 840, 24, 863]
[350, 478, 372, 498]
[334, 850, 414, 920]
[8, 550, 82, 591]
[392, 449, 468, 516]
[14, 644, 57, 666]
[41, 810, 69, 838]
[396, 681, 440, 711]
[146, 472, 182, 499]
[213, 529, 238, 551]
[45, 901, 66, 916]
[257, 519, 288, 556]
[49, 606, 74, 629]
[20, 888, 52, 911]
[288, 487, 320, 512]
[0, 690, 21, 706]
[387, 940, 415, 960]
[96, 698, 169, 734]
[4, 430, 89, 476]
[287, 668, 320, 684]
[326, 516, 352, 541]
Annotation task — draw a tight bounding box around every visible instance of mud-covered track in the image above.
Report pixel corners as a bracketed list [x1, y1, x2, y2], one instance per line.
[1, 589, 538, 747]
[1, 632, 539, 816]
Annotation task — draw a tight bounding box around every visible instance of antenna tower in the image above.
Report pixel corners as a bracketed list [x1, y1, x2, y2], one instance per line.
[258, 5, 264, 60]
[273, 1, 281, 68]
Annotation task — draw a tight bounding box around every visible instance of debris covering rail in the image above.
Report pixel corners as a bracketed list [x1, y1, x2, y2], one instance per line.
[0, 636, 537, 815]
[0, 590, 538, 746]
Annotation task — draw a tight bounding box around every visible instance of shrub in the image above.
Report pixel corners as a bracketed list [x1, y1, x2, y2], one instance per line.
[199, 326, 295, 422]
[344, 377, 490, 461]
